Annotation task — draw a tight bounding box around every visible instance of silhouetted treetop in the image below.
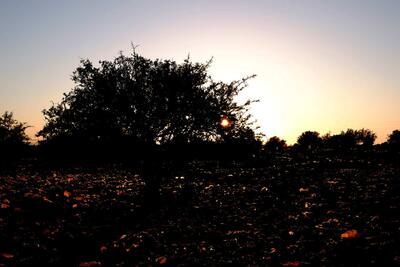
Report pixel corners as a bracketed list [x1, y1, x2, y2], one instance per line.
[264, 136, 287, 153]
[38, 49, 260, 145]
[0, 111, 29, 146]
[296, 131, 322, 151]
[388, 130, 400, 150]
[355, 128, 376, 147]
[322, 128, 376, 150]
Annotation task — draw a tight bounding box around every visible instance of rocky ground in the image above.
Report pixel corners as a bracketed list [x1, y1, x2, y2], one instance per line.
[0, 157, 399, 266]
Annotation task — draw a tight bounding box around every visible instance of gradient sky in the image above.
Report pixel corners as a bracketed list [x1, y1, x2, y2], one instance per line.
[1, 0, 399, 143]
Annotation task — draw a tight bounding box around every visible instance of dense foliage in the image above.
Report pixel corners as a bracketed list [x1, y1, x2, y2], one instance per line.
[0, 111, 29, 147]
[322, 129, 377, 150]
[264, 136, 287, 153]
[388, 130, 400, 150]
[291, 129, 377, 154]
[0, 112, 29, 168]
[295, 131, 322, 152]
[38, 50, 259, 146]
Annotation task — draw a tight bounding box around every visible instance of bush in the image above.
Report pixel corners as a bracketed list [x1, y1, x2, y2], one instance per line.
[0, 111, 29, 168]
[296, 131, 322, 152]
[387, 130, 400, 151]
[264, 136, 287, 154]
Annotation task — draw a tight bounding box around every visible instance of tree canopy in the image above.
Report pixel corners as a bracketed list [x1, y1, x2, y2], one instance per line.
[296, 131, 322, 151]
[322, 129, 377, 150]
[387, 130, 400, 151]
[38, 50, 259, 147]
[264, 136, 287, 153]
[0, 111, 29, 167]
[0, 111, 29, 146]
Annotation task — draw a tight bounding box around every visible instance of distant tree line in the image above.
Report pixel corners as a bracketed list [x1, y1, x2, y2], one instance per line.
[2, 107, 400, 172]
[294, 128, 377, 153]
[263, 128, 400, 155]
[3, 111, 400, 157]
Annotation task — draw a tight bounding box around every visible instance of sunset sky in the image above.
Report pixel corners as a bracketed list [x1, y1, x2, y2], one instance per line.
[1, 0, 399, 144]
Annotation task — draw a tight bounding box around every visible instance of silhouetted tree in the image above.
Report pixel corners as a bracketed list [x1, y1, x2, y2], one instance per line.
[38, 49, 259, 147]
[339, 129, 358, 148]
[355, 128, 376, 147]
[296, 131, 322, 152]
[322, 133, 335, 148]
[0, 111, 29, 146]
[388, 130, 400, 151]
[0, 111, 29, 168]
[323, 129, 376, 150]
[264, 136, 287, 153]
[37, 48, 261, 207]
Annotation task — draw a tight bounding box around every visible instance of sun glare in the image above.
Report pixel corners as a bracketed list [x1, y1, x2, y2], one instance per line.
[220, 116, 231, 129]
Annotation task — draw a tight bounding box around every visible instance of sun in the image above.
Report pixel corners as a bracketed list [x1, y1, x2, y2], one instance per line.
[220, 116, 231, 129]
